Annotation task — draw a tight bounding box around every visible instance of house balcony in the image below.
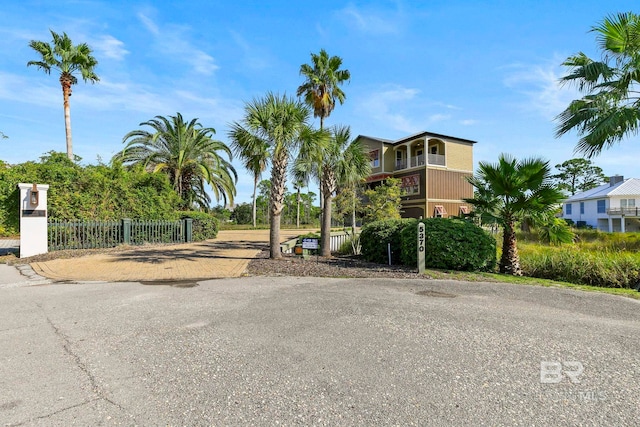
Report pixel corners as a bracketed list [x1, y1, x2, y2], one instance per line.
[395, 153, 445, 170]
[606, 207, 640, 217]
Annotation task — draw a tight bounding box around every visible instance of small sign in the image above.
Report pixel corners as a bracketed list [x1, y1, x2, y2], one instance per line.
[22, 209, 46, 217]
[302, 238, 319, 250]
[417, 222, 425, 274]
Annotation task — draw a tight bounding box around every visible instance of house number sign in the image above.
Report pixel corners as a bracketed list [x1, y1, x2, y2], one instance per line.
[418, 222, 425, 274]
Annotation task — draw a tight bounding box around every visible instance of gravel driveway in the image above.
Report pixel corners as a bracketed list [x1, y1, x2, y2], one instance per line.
[1, 276, 638, 426]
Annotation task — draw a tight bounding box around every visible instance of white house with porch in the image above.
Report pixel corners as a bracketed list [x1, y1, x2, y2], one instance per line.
[562, 176, 640, 232]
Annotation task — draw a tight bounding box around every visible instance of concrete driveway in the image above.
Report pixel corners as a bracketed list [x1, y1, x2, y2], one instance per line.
[1, 277, 638, 425]
[29, 229, 307, 282]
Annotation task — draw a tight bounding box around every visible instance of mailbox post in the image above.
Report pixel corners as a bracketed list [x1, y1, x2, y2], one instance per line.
[18, 183, 49, 258]
[417, 222, 426, 274]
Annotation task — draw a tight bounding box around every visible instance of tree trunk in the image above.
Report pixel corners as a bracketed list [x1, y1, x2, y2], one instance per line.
[500, 219, 522, 275]
[351, 189, 357, 235]
[320, 167, 336, 257]
[269, 154, 288, 259]
[296, 187, 301, 228]
[60, 74, 74, 160]
[252, 174, 258, 228]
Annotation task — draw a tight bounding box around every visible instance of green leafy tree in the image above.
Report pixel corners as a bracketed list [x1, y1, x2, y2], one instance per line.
[363, 178, 402, 223]
[553, 158, 607, 195]
[229, 93, 311, 258]
[27, 30, 99, 159]
[231, 202, 253, 225]
[113, 113, 237, 210]
[556, 12, 640, 157]
[464, 154, 565, 275]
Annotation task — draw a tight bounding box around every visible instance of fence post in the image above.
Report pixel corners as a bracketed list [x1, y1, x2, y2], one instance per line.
[122, 218, 131, 245]
[184, 218, 193, 242]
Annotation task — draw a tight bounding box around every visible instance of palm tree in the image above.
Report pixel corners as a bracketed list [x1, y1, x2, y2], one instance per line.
[113, 113, 237, 209]
[229, 93, 311, 258]
[464, 154, 564, 275]
[336, 132, 371, 235]
[296, 125, 370, 256]
[230, 132, 269, 228]
[27, 30, 99, 160]
[297, 49, 350, 130]
[556, 12, 640, 157]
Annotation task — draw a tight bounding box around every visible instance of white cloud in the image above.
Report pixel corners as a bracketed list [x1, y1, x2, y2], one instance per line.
[502, 57, 580, 120]
[137, 13, 219, 75]
[460, 119, 477, 126]
[337, 4, 402, 35]
[0, 72, 59, 107]
[358, 85, 422, 133]
[92, 35, 129, 61]
[428, 113, 450, 123]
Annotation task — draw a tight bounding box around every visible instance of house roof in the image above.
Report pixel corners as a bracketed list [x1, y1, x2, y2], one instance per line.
[356, 131, 477, 146]
[564, 178, 640, 202]
[356, 135, 394, 144]
[393, 131, 477, 146]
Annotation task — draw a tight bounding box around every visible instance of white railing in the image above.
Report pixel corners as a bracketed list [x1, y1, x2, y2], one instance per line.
[428, 153, 445, 166]
[280, 230, 360, 254]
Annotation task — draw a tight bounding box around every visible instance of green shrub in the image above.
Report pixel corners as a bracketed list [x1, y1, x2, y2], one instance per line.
[400, 218, 496, 271]
[519, 244, 640, 288]
[183, 211, 220, 241]
[360, 219, 411, 264]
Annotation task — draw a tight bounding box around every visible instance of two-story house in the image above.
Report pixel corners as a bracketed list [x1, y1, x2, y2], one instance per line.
[562, 176, 640, 232]
[356, 131, 476, 219]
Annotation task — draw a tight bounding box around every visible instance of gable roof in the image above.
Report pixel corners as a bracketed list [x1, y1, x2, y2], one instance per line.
[356, 131, 477, 146]
[564, 178, 640, 202]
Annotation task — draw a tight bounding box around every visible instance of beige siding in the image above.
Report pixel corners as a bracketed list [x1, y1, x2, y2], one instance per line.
[428, 169, 473, 200]
[360, 137, 385, 175]
[445, 141, 474, 171]
[382, 145, 395, 173]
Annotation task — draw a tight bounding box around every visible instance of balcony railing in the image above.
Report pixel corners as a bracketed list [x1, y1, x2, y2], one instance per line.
[606, 207, 640, 216]
[394, 153, 447, 170]
[428, 153, 445, 166]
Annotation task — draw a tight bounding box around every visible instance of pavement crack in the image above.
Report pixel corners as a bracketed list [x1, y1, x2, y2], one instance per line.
[36, 304, 131, 415]
[8, 398, 100, 426]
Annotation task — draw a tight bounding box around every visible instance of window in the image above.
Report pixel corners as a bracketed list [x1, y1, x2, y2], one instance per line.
[434, 205, 447, 218]
[430, 146, 438, 155]
[580, 202, 584, 214]
[459, 206, 470, 215]
[566, 203, 572, 215]
[369, 150, 380, 168]
[597, 200, 606, 214]
[400, 174, 420, 196]
[621, 199, 636, 208]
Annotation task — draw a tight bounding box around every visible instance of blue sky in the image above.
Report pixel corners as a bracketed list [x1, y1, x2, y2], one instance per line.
[1, 1, 639, 205]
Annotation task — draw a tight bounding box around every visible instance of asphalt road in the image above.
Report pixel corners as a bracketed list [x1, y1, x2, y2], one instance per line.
[1, 277, 639, 426]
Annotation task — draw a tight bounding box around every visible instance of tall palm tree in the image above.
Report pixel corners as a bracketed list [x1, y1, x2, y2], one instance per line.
[297, 49, 350, 223]
[229, 93, 311, 258]
[230, 132, 269, 228]
[556, 12, 640, 157]
[113, 113, 237, 209]
[464, 154, 564, 275]
[296, 49, 350, 130]
[27, 30, 99, 160]
[296, 125, 370, 256]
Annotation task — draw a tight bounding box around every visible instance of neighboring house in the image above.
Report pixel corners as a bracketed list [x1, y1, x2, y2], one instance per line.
[562, 176, 640, 232]
[356, 131, 476, 219]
